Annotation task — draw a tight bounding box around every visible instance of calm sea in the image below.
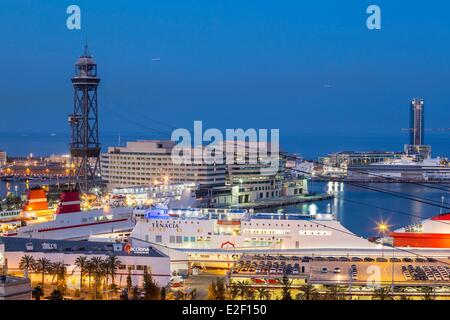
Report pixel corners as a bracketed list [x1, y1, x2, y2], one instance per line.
[269, 181, 449, 238]
[1, 130, 450, 160]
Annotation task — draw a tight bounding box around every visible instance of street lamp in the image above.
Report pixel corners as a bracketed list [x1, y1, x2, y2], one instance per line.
[378, 223, 388, 234]
[377, 221, 390, 259]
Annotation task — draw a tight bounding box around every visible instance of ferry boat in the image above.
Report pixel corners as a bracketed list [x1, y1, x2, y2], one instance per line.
[130, 207, 378, 252]
[390, 212, 450, 248]
[1, 190, 134, 240]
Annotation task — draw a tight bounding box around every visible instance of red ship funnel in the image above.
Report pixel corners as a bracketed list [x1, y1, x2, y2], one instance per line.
[23, 187, 49, 212]
[56, 190, 81, 214]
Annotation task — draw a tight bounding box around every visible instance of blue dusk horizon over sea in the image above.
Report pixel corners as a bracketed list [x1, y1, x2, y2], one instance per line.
[1, 130, 449, 160]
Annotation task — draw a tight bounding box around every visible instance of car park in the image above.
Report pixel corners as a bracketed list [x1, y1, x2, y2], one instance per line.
[314, 257, 325, 261]
[327, 257, 338, 261]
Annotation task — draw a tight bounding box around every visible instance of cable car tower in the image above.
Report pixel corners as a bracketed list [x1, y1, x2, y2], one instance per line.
[69, 45, 101, 193]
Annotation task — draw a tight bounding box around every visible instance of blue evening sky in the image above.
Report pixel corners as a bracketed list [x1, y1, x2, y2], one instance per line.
[0, 0, 449, 139]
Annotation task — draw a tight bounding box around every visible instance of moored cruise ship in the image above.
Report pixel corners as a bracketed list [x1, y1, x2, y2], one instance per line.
[2, 190, 134, 240]
[390, 212, 450, 248]
[130, 208, 378, 252]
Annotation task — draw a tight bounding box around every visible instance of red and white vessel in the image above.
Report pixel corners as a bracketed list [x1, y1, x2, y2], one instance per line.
[2, 190, 134, 240]
[390, 213, 450, 248]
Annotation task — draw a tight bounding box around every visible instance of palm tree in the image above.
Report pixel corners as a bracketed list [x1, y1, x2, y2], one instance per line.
[421, 286, 435, 300]
[236, 280, 250, 300]
[105, 255, 121, 286]
[32, 285, 44, 300]
[53, 262, 67, 293]
[256, 287, 271, 300]
[323, 285, 347, 300]
[126, 267, 133, 294]
[245, 288, 256, 300]
[394, 286, 410, 300]
[74, 256, 87, 292]
[89, 256, 105, 300]
[280, 275, 292, 300]
[372, 286, 393, 300]
[50, 262, 63, 283]
[228, 282, 239, 299]
[19, 255, 36, 279]
[85, 260, 94, 293]
[101, 260, 110, 293]
[49, 289, 64, 300]
[35, 257, 52, 285]
[296, 284, 320, 300]
[207, 280, 218, 300]
[109, 283, 120, 299]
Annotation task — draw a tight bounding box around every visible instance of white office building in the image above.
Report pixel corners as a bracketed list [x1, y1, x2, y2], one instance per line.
[101, 140, 227, 191]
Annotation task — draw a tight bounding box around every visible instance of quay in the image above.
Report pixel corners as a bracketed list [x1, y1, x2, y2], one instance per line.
[228, 193, 333, 209]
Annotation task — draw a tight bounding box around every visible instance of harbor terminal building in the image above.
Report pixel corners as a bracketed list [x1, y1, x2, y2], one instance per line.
[0, 237, 171, 288]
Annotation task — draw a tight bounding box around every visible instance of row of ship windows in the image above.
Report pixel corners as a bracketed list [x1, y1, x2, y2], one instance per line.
[80, 215, 113, 223]
[151, 235, 212, 243]
[102, 161, 226, 167]
[0, 211, 19, 217]
[243, 229, 332, 236]
[103, 165, 225, 170]
[243, 223, 324, 228]
[105, 176, 221, 181]
[104, 173, 224, 178]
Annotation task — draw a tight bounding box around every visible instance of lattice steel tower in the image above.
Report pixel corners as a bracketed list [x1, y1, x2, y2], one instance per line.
[69, 45, 101, 193]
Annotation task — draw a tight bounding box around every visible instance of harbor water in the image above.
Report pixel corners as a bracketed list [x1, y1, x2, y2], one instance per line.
[259, 181, 449, 238]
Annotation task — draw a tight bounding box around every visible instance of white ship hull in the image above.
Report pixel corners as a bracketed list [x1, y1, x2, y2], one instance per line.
[3, 207, 135, 240]
[130, 209, 379, 253]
